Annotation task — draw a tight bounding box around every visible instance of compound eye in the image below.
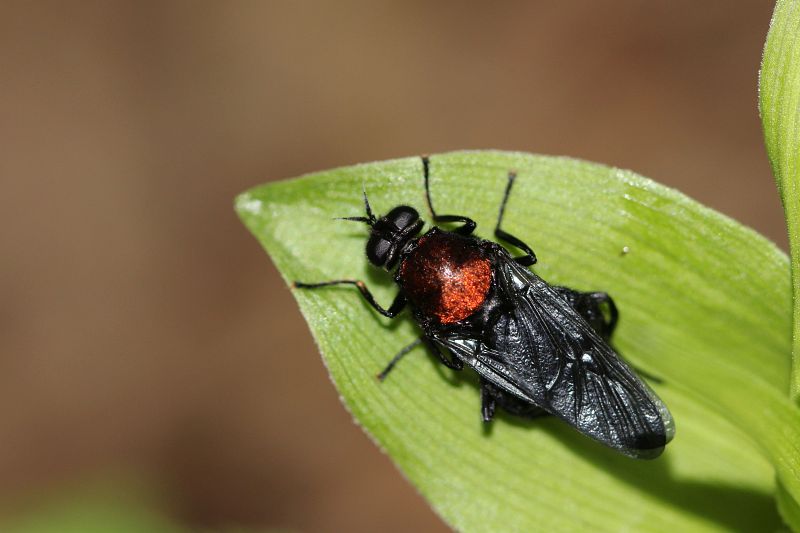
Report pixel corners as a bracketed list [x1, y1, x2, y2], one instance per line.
[387, 206, 419, 230]
[366, 234, 392, 266]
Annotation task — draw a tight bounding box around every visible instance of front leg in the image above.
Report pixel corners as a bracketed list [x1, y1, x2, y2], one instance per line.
[494, 171, 537, 266]
[293, 279, 406, 318]
[422, 156, 477, 235]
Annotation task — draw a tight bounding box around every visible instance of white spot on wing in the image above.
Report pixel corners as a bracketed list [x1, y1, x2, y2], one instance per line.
[510, 270, 527, 291]
[452, 338, 478, 352]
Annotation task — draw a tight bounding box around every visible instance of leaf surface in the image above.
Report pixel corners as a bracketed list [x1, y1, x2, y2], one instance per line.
[238, 151, 796, 532]
[761, 0, 800, 404]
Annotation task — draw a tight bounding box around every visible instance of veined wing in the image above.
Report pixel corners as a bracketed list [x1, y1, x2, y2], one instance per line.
[434, 255, 674, 458]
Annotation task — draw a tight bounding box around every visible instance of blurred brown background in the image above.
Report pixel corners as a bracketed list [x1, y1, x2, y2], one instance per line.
[0, 1, 787, 531]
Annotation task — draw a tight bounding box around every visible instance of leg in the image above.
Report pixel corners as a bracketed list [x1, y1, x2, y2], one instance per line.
[422, 156, 476, 235]
[585, 291, 618, 337]
[480, 379, 497, 422]
[377, 335, 462, 381]
[554, 287, 617, 341]
[494, 171, 537, 266]
[293, 279, 406, 318]
[554, 288, 662, 383]
[377, 338, 422, 381]
[480, 379, 548, 422]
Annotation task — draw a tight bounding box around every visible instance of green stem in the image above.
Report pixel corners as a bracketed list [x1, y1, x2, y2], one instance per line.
[760, 0, 800, 403]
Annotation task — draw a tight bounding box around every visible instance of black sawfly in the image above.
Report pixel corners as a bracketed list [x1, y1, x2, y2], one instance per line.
[294, 156, 675, 459]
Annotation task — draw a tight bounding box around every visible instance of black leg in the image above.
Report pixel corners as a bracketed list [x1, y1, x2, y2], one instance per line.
[587, 291, 618, 336]
[494, 171, 537, 266]
[293, 279, 406, 318]
[377, 338, 422, 381]
[554, 288, 662, 383]
[554, 287, 617, 341]
[480, 379, 548, 422]
[422, 156, 476, 235]
[480, 380, 497, 422]
[377, 335, 463, 382]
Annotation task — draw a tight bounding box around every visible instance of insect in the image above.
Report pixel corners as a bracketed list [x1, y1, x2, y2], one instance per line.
[294, 156, 674, 459]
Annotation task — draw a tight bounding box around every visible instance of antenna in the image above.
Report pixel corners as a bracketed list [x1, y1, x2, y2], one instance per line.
[333, 186, 377, 226]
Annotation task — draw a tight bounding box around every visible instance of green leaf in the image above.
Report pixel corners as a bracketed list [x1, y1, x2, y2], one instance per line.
[760, 0, 800, 403]
[1, 485, 182, 533]
[237, 151, 799, 532]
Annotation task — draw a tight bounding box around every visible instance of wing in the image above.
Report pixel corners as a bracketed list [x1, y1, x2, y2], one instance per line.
[432, 255, 674, 459]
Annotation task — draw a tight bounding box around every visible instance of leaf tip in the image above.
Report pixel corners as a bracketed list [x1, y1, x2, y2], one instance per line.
[234, 192, 264, 218]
